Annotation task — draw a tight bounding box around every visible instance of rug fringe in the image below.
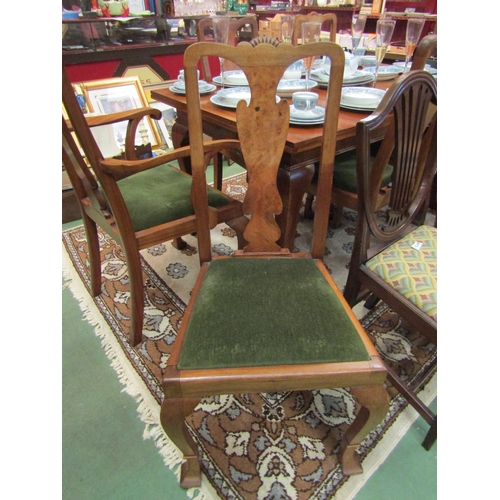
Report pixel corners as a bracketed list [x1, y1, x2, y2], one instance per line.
[62, 245, 209, 500]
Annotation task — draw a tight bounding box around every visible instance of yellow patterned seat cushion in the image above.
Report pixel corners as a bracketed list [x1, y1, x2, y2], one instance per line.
[365, 225, 437, 321]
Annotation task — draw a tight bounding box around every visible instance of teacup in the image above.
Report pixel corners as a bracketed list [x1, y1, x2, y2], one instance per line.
[292, 91, 318, 111]
[178, 69, 200, 82]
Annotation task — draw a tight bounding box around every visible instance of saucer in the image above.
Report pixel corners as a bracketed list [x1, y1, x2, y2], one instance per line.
[171, 80, 210, 91]
[170, 83, 216, 95]
[289, 105, 325, 121]
[170, 81, 216, 95]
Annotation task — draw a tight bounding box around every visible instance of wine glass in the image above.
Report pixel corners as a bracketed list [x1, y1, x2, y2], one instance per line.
[212, 16, 230, 88]
[372, 18, 396, 86]
[403, 18, 425, 73]
[351, 13, 367, 57]
[301, 21, 321, 90]
[280, 15, 294, 44]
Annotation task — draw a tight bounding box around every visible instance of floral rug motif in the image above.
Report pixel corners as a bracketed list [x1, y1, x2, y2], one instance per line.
[62, 173, 436, 500]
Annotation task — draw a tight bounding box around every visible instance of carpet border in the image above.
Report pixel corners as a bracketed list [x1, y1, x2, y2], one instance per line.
[62, 240, 436, 500]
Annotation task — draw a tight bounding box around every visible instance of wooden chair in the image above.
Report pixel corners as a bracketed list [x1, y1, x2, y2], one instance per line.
[160, 40, 390, 488]
[291, 11, 337, 45]
[62, 67, 245, 346]
[196, 16, 258, 82]
[303, 149, 394, 228]
[343, 70, 437, 449]
[411, 34, 437, 71]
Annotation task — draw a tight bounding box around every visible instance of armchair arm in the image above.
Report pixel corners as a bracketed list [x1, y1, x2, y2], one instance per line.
[100, 139, 242, 181]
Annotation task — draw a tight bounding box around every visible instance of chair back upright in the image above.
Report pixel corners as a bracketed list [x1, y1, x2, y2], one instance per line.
[411, 34, 437, 71]
[183, 40, 345, 263]
[292, 12, 337, 45]
[196, 16, 259, 81]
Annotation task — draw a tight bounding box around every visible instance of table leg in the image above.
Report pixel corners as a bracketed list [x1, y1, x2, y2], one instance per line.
[276, 164, 315, 250]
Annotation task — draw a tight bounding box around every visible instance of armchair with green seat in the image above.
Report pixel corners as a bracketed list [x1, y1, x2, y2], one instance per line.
[62, 68, 245, 346]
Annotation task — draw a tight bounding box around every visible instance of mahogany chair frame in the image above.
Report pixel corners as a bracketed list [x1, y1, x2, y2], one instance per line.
[343, 70, 438, 449]
[291, 11, 337, 45]
[62, 68, 244, 346]
[411, 34, 437, 71]
[160, 40, 390, 488]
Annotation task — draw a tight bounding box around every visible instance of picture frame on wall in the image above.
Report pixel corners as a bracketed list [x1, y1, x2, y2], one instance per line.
[77, 76, 162, 150]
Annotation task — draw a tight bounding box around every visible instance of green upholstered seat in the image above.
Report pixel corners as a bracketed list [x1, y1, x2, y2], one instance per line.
[366, 225, 437, 321]
[178, 257, 371, 370]
[117, 163, 233, 232]
[333, 151, 393, 194]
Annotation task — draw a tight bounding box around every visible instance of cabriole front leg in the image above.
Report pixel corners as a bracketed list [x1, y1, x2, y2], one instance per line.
[338, 385, 390, 475]
[160, 396, 202, 488]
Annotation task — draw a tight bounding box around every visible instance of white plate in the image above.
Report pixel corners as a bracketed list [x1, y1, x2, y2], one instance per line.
[210, 88, 281, 109]
[290, 118, 324, 126]
[172, 80, 211, 89]
[393, 61, 432, 71]
[170, 83, 216, 95]
[222, 70, 248, 85]
[364, 65, 402, 81]
[289, 105, 325, 121]
[341, 87, 385, 110]
[277, 79, 318, 96]
[213, 75, 248, 87]
[310, 69, 374, 87]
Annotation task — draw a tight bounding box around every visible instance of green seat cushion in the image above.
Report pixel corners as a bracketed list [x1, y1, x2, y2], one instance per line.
[366, 225, 437, 321]
[333, 151, 393, 193]
[178, 257, 371, 370]
[117, 163, 232, 232]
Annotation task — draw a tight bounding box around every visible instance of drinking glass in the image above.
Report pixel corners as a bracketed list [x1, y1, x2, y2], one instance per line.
[351, 13, 367, 57]
[212, 16, 230, 88]
[281, 15, 294, 44]
[301, 22, 321, 90]
[403, 18, 425, 72]
[372, 18, 396, 86]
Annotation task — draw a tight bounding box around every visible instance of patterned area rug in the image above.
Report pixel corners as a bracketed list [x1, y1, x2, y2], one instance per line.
[62, 173, 436, 500]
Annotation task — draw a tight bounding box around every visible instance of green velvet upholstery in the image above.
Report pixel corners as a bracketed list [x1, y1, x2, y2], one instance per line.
[366, 225, 437, 321]
[117, 163, 233, 232]
[333, 151, 393, 193]
[178, 257, 371, 370]
[311, 151, 393, 194]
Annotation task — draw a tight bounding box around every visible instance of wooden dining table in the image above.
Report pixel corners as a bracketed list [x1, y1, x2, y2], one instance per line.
[151, 80, 392, 250]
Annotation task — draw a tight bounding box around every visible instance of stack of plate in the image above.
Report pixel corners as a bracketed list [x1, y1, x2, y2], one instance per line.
[310, 68, 374, 87]
[363, 65, 402, 81]
[170, 79, 216, 95]
[289, 105, 325, 126]
[210, 87, 282, 109]
[340, 87, 386, 112]
[213, 70, 249, 87]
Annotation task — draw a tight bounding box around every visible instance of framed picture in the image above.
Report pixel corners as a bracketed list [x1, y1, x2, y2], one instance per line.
[77, 76, 162, 149]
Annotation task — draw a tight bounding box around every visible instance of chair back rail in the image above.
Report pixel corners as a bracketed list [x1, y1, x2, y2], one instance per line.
[183, 41, 345, 262]
[292, 12, 338, 45]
